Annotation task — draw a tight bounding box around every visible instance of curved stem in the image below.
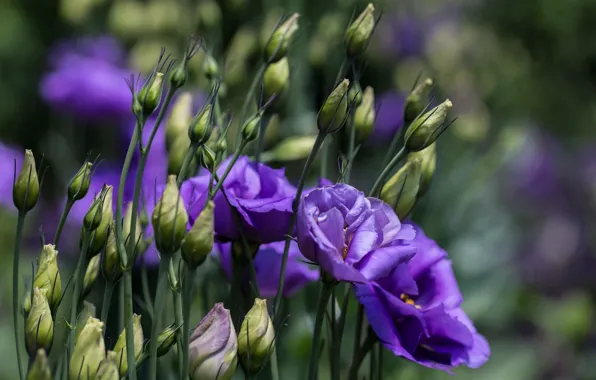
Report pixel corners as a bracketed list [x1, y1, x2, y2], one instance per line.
[53, 200, 74, 248]
[148, 257, 171, 380]
[177, 142, 199, 187]
[307, 282, 333, 380]
[369, 147, 407, 198]
[181, 265, 197, 378]
[348, 334, 376, 380]
[12, 211, 26, 380]
[68, 232, 90, 355]
[209, 140, 248, 199]
[235, 63, 267, 147]
[100, 281, 115, 331]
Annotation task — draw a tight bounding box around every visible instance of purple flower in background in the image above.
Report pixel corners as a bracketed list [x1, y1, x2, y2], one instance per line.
[355, 224, 490, 370]
[296, 183, 416, 283]
[380, 15, 426, 57]
[183, 156, 296, 244]
[0, 143, 24, 209]
[372, 91, 405, 142]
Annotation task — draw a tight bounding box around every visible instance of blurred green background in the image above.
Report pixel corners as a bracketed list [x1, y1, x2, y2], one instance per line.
[1, 0, 595, 379]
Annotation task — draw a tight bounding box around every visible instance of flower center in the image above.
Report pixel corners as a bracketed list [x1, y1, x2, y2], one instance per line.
[342, 227, 352, 260]
[400, 293, 421, 309]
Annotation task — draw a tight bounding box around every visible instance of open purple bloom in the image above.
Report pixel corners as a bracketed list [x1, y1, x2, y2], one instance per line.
[216, 240, 319, 298]
[183, 156, 296, 244]
[296, 183, 416, 283]
[355, 224, 490, 370]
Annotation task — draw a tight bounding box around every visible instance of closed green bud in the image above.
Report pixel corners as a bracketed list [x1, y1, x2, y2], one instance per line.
[354, 86, 376, 142]
[404, 99, 452, 152]
[264, 13, 300, 63]
[216, 136, 227, 157]
[262, 57, 290, 110]
[317, 79, 350, 134]
[170, 63, 188, 90]
[75, 301, 96, 342]
[88, 185, 114, 256]
[348, 81, 363, 107]
[166, 92, 194, 150]
[181, 201, 214, 268]
[346, 3, 376, 57]
[189, 104, 214, 145]
[152, 175, 188, 256]
[102, 221, 121, 281]
[82, 254, 100, 298]
[197, 145, 216, 172]
[95, 358, 119, 380]
[23, 289, 32, 314]
[110, 314, 143, 376]
[265, 135, 317, 162]
[68, 162, 93, 202]
[123, 202, 143, 249]
[203, 54, 220, 81]
[168, 135, 191, 175]
[404, 78, 433, 125]
[25, 288, 54, 358]
[156, 323, 178, 357]
[13, 149, 39, 213]
[380, 159, 422, 220]
[26, 349, 51, 380]
[407, 143, 436, 197]
[137, 72, 164, 116]
[238, 298, 275, 373]
[33, 244, 61, 311]
[69, 317, 105, 380]
[242, 113, 262, 142]
[83, 185, 110, 232]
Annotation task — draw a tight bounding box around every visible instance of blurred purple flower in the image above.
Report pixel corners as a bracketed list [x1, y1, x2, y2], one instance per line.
[380, 15, 426, 57]
[0, 143, 24, 210]
[372, 91, 405, 142]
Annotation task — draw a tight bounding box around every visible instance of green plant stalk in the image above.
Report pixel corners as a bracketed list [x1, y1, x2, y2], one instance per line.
[307, 282, 334, 380]
[177, 142, 200, 187]
[254, 114, 271, 164]
[348, 333, 376, 380]
[119, 281, 125, 332]
[350, 304, 364, 376]
[344, 115, 356, 183]
[148, 256, 172, 380]
[100, 281, 115, 331]
[53, 199, 74, 248]
[235, 63, 268, 147]
[122, 270, 136, 378]
[12, 211, 26, 380]
[68, 231, 90, 355]
[369, 147, 407, 198]
[320, 138, 329, 180]
[181, 265, 197, 378]
[210, 140, 248, 199]
[330, 288, 338, 380]
[270, 346, 280, 380]
[172, 266, 184, 376]
[381, 120, 409, 170]
[140, 256, 154, 320]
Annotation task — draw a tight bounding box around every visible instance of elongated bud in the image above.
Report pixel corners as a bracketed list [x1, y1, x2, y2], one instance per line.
[166, 92, 194, 150]
[404, 99, 452, 152]
[348, 81, 363, 107]
[152, 175, 188, 256]
[262, 57, 290, 110]
[88, 185, 114, 256]
[13, 149, 39, 213]
[82, 254, 100, 297]
[189, 303, 238, 380]
[157, 324, 178, 357]
[264, 13, 300, 63]
[137, 72, 164, 116]
[181, 201, 214, 268]
[83, 185, 110, 232]
[242, 112, 262, 142]
[265, 135, 317, 162]
[123, 202, 143, 249]
[75, 301, 96, 342]
[404, 78, 433, 125]
[96, 358, 119, 380]
[216, 136, 227, 157]
[317, 79, 350, 134]
[68, 162, 93, 202]
[346, 3, 376, 57]
[238, 299, 275, 373]
[407, 143, 436, 197]
[69, 317, 105, 380]
[103, 221, 121, 281]
[189, 104, 214, 145]
[26, 349, 51, 380]
[169, 135, 192, 175]
[203, 54, 220, 81]
[354, 86, 376, 142]
[33, 244, 61, 311]
[380, 159, 422, 220]
[25, 288, 54, 358]
[110, 314, 144, 376]
[196, 145, 216, 172]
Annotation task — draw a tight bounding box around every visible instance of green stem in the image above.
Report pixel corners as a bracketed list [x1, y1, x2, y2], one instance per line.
[351, 304, 364, 365]
[381, 121, 409, 170]
[177, 142, 199, 187]
[307, 282, 334, 380]
[148, 257, 172, 380]
[140, 256, 154, 320]
[369, 341, 376, 380]
[100, 281, 115, 331]
[320, 138, 329, 180]
[119, 281, 125, 332]
[236, 63, 268, 147]
[122, 270, 136, 379]
[348, 334, 376, 380]
[369, 147, 407, 198]
[254, 114, 271, 164]
[229, 253, 244, 330]
[378, 343, 384, 380]
[181, 265, 197, 379]
[344, 115, 356, 183]
[173, 278, 183, 376]
[12, 211, 26, 380]
[330, 288, 338, 380]
[210, 140, 248, 199]
[68, 232, 90, 355]
[270, 346, 280, 380]
[53, 200, 74, 248]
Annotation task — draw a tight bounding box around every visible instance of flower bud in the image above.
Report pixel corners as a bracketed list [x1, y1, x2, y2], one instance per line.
[262, 57, 290, 110]
[102, 221, 121, 281]
[168, 135, 192, 175]
[82, 254, 100, 298]
[265, 135, 317, 162]
[238, 299, 275, 373]
[33, 244, 61, 311]
[123, 202, 143, 249]
[26, 349, 51, 380]
[346, 3, 376, 57]
[83, 185, 110, 232]
[317, 79, 349, 134]
[197, 0, 222, 30]
[140, 206, 149, 229]
[348, 81, 363, 107]
[110, 314, 144, 376]
[75, 301, 96, 342]
[68, 162, 93, 202]
[166, 92, 194, 150]
[88, 185, 114, 256]
[152, 175, 189, 256]
[264, 13, 300, 63]
[404, 99, 452, 152]
[197, 145, 216, 172]
[215, 136, 227, 157]
[203, 54, 220, 81]
[96, 358, 119, 380]
[380, 159, 422, 220]
[157, 323, 178, 357]
[404, 78, 433, 125]
[354, 86, 376, 142]
[242, 112, 262, 142]
[23, 289, 32, 314]
[407, 143, 436, 197]
[181, 201, 214, 268]
[137, 72, 164, 116]
[170, 62, 188, 90]
[25, 288, 54, 358]
[13, 149, 39, 213]
[189, 104, 214, 145]
[69, 317, 105, 380]
[189, 303, 238, 380]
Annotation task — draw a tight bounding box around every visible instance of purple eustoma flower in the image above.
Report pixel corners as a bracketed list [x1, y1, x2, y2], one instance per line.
[217, 241, 319, 298]
[355, 224, 490, 370]
[0, 142, 24, 209]
[296, 183, 416, 283]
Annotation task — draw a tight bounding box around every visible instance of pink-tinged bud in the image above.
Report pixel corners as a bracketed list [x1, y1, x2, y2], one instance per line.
[13, 149, 39, 213]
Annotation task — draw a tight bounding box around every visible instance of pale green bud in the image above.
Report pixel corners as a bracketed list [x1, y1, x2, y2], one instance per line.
[23, 289, 32, 314]
[354, 86, 376, 142]
[189, 104, 214, 145]
[82, 254, 100, 298]
[238, 299, 275, 373]
[407, 143, 436, 197]
[348, 81, 363, 107]
[83, 185, 110, 232]
[152, 175, 189, 256]
[88, 185, 114, 256]
[404, 78, 433, 125]
[156, 324, 178, 357]
[197, 145, 216, 172]
[262, 57, 290, 110]
[110, 314, 144, 376]
[102, 221, 121, 281]
[137, 72, 164, 116]
[265, 135, 317, 162]
[75, 301, 96, 342]
[26, 349, 51, 380]
[170, 63, 188, 90]
[33, 244, 61, 311]
[242, 112, 262, 142]
[166, 92, 194, 150]
[13, 149, 39, 213]
[404, 99, 452, 152]
[317, 79, 350, 134]
[264, 13, 300, 63]
[123, 202, 143, 249]
[69, 317, 105, 380]
[25, 288, 54, 358]
[380, 159, 422, 220]
[197, 0, 222, 30]
[345, 3, 376, 57]
[181, 201, 214, 268]
[203, 54, 220, 81]
[68, 162, 93, 202]
[168, 135, 192, 175]
[95, 358, 119, 380]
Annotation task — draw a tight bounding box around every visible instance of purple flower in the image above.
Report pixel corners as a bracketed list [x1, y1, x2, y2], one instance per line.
[217, 241, 319, 298]
[183, 156, 296, 244]
[296, 183, 416, 283]
[0, 142, 24, 209]
[355, 224, 490, 370]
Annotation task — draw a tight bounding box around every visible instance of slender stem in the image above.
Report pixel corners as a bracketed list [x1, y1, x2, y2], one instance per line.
[53, 200, 74, 248]
[369, 342, 376, 380]
[381, 121, 409, 170]
[254, 114, 271, 164]
[235, 63, 268, 147]
[320, 139, 329, 180]
[229, 252, 244, 330]
[68, 232, 90, 355]
[344, 115, 356, 183]
[273, 132, 326, 319]
[330, 288, 338, 380]
[181, 265, 196, 378]
[378, 343, 384, 380]
[173, 277, 184, 376]
[122, 270, 137, 379]
[140, 256, 154, 320]
[148, 257, 172, 380]
[12, 212, 26, 380]
[270, 347, 280, 380]
[119, 281, 125, 332]
[369, 147, 407, 198]
[100, 281, 115, 331]
[177, 142, 199, 187]
[348, 334, 376, 380]
[307, 282, 333, 380]
[351, 304, 364, 372]
[210, 140, 248, 198]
